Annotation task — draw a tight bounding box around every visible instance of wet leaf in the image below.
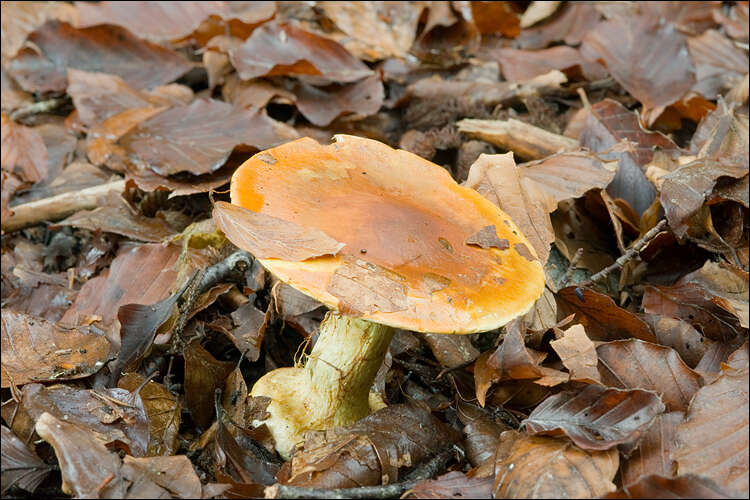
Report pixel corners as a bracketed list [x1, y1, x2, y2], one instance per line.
[556, 287, 656, 342]
[287, 404, 461, 488]
[1, 310, 110, 387]
[229, 21, 372, 83]
[619, 411, 684, 487]
[596, 339, 702, 412]
[550, 324, 600, 383]
[8, 21, 192, 93]
[1, 425, 52, 495]
[458, 403, 509, 467]
[522, 384, 665, 450]
[493, 430, 619, 498]
[673, 348, 749, 497]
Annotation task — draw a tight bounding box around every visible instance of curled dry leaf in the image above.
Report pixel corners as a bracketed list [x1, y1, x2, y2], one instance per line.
[516, 2, 601, 49]
[292, 74, 384, 127]
[0, 1, 76, 59]
[118, 373, 181, 457]
[230, 21, 372, 84]
[458, 402, 509, 467]
[21, 383, 149, 457]
[690, 100, 749, 165]
[120, 99, 299, 176]
[642, 315, 709, 368]
[580, 15, 694, 111]
[1, 425, 52, 495]
[465, 153, 554, 264]
[619, 411, 684, 487]
[76, 1, 275, 42]
[493, 430, 619, 498]
[518, 151, 618, 204]
[522, 384, 665, 451]
[604, 474, 734, 499]
[1, 113, 48, 184]
[286, 404, 461, 488]
[8, 21, 192, 93]
[673, 350, 749, 497]
[556, 287, 656, 342]
[579, 99, 680, 214]
[596, 339, 702, 412]
[550, 324, 600, 382]
[1, 310, 110, 388]
[687, 30, 749, 101]
[227, 301, 271, 362]
[214, 201, 345, 261]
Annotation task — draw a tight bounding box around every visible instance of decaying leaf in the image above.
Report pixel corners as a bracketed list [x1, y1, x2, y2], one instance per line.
[1, 425, 52, 495]
[184, 340, 235, 430]
[493, 430, 619, 498]
[604, 474, 733, 499]
[404, 471, 493, 499]
[1, 113, 48, 184]
[522, 384, 665, 450]
[1, 310, 110, 387]
[619, 411, 684, 487]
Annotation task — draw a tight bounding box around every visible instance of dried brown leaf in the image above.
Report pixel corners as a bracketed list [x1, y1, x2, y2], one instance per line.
[522, 384, 665, 450]
[688, 30, 748, 100]
[8, 21, 192, 93]
[673, 354, 749, 497]
[605, 473, 734, 499]
[550, 324, 600, 382]
[1, 113, 48, 184]
[1, 425, 52, 495]
[581, 16, 694, 110]
[579, 99, 680, 214]
[619, 411, 684, 487]
[76, 1, 275, 42]
[519, 151, 618, 203]
[597, 339, 702, 412]
[287, 404, 461, 488]
[498, 46, 607, 82]
[493, 430, 619, 498]
[214, 201, 345, 261]
[404, 471, 493, 499]
[120, 99, 298, 176]
[465, 153, 554, 264]
[228, 301, 270, 362]
[516, 3, 601, 49]
[0, 1, 76, 59]
[458, 403, 509, 467]
[230, 21, 372, 84]
[21, 383, 149, 457]
[641, 315, 709, 368]
[122, 455, 203, 498]
[118, 373, 181, 457]
[1, 310, 110, 388]
[292, 74, 384, 127]
[556, 287, 656, 342]
[184, 341, 234, 430]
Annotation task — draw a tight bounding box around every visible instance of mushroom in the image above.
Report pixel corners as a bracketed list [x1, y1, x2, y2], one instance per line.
[213, 135, 545, 458]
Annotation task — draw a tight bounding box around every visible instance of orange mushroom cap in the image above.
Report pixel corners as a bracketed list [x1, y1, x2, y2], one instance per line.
[217, 135, 545, 333]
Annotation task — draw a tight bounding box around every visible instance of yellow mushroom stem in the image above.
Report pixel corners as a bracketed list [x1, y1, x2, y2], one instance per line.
[250, 312, 394, 459]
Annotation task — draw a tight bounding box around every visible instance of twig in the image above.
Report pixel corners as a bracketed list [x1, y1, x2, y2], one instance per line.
[2, 179, 126, 233]
[561, 247, 585, 287]
[265, 446, 459, 499]
[9, 97, 70, 121]
[578, 219, 668, 288]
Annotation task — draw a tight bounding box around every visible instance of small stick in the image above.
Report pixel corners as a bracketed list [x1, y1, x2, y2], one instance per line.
[578, 219, 668, 288]
[9, 97, 70, 121]
[2, 179, 126, 233]
[265, 446, 459, 499]
[561, 247, 585, 286]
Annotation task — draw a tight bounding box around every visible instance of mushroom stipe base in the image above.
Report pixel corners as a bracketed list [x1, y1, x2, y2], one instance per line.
[251, 312, 394, 459]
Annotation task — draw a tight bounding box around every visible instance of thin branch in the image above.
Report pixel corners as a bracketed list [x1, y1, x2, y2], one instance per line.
[9, 97, 70, 121]
[578, 219, 668, 288]
[265, 446, 459, 499]
[561, 247, 585, 287]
